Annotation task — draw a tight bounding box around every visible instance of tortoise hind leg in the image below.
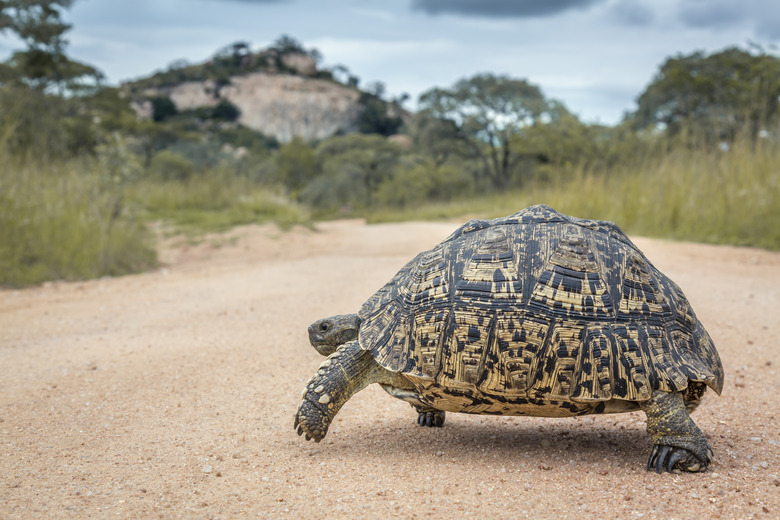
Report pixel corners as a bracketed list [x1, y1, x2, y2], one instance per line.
[640, 390, 713, 473]
[416, 406, 446, 427]
[378, 384, 446, 428]
[295, 341, 386, 442]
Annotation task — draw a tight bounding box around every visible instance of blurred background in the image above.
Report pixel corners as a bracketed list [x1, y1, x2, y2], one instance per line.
[1, 0, 779, 286]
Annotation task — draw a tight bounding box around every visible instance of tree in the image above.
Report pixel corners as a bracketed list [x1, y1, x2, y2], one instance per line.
[0, 0, 112, 156]
[634, 47, 780, 141]
[272, 35, 306, 55]
[418, 73, 552, 189]
[511, 101, 595, 168]
[0, 0, 103, 93]
[357, 92, 403, 136]
[299, 134, 403, 210]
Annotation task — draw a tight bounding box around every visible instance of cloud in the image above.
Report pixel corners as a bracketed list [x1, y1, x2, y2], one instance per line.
[611, 1, 655, 26]
[678, 0, 745, 29]
[678, 0, 780, 41]
[411, 0, 605, 18]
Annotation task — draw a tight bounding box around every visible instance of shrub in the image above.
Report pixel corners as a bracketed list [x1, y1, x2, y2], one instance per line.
[148, 150, 196, 181]
[151, 96, 178, 122]
[375, 162, 473, 208]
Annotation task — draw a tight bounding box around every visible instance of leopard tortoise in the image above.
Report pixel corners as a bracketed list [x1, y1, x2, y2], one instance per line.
[295, 205, 724, 473]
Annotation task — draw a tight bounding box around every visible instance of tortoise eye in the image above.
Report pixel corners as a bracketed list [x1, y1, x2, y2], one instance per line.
[319, 323, 330, 332]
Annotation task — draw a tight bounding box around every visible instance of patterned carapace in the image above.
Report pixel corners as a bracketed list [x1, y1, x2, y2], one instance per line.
[357, 205, 723, 416]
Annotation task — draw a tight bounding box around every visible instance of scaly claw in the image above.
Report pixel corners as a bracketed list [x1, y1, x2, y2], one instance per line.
[666, 451, 685, 472]
[651, 445, 671, 473]
[647, 444, 708, 473]
[416, 409, 445, 428]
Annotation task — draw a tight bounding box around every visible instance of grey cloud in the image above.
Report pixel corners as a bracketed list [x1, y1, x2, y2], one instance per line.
[678, 0, 780, 41]
[756, 18, 780, 40]
[411, 0, 605, 18]
[678, 0, 746, 29]
[612, 1, 655, 26]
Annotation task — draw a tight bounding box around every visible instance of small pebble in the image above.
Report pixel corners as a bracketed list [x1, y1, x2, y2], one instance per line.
[261, 476, 270, 482]
[540, 439, 551, 448]
[202, 465, 212, 474]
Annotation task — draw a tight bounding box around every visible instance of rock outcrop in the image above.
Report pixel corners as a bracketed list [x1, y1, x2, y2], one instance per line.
[131, 72, 362, 143]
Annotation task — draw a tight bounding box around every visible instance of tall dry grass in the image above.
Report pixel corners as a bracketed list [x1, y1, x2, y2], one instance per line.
[127, 169, 309, 234]
[0, 153, 157, 287]
[369, 134, 780, 250]
[533, 136, 780, 249]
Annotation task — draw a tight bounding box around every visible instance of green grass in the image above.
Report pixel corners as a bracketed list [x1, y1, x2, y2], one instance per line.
[128, 171, 310, 235]
[0, 155, 158, 287]
[365, 137, 780, 250]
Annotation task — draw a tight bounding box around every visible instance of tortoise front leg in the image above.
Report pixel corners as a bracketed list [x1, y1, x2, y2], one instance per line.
[640, 390, 713, 473]
[294, 341, 385, 442]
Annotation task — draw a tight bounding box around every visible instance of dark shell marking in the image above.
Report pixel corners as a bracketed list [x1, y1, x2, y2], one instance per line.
[357, 205, 723, 417]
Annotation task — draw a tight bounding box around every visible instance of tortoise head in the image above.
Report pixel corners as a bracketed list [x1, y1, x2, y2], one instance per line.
[307, 314, 361, 356]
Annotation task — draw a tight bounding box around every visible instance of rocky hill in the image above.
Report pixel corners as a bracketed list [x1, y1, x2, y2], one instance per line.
[122, 40, 404, 143]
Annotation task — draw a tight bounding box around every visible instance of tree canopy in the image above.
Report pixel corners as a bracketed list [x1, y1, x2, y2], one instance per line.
[0, 0, 102, 93]
[418, 73, 553, 189]
[633, 47, 780, 141]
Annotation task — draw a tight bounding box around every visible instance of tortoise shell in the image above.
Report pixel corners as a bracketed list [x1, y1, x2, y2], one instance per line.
[357, 205, 723, 412]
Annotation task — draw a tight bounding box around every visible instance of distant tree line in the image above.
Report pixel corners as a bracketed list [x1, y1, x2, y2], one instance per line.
[2, 1, 780, 212]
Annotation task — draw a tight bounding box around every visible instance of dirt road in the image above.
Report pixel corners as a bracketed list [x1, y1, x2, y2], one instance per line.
[1, 219, 779, 519]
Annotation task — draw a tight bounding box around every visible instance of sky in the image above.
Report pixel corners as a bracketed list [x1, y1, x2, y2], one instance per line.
[2, 0, 780, 125]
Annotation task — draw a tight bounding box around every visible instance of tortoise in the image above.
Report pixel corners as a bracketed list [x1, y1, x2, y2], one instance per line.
[295, 205, 724, 473]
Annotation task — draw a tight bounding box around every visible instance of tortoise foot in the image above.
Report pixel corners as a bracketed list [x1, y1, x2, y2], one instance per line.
[416, 409, 445, 428]
[294, 399, 329, 442]
[642, 391, 714, 474]
[647, 440, 713, 473]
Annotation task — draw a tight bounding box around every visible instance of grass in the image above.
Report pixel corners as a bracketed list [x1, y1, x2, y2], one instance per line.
[0, 155, 158, 287]
[128, 171, 310, 235]
[0, 157, 309, 287]
[365, 137, 780, 250]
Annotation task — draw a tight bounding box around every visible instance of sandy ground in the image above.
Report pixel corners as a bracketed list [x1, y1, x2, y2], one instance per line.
[1, 218, 779, 520]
